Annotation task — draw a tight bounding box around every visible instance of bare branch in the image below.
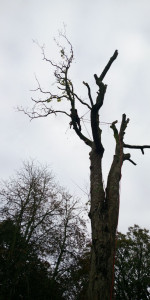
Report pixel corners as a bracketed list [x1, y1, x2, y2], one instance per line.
[123, 144, 150, 154]
[123, 153, 137, 166]
[74, 93, 91, 109]
[18, 106, 70, 120]
[111, 114, 129, 145]
[83, 81, 93, 107]
[31, 76, 52, 95]
[94, 50, 118, 85]
[21, 34, 94, 148]
[128, 158, 137, 165]
[110, 114, 150, 167]
[110, 114, 129, 165]
[70, 108, 93, 148]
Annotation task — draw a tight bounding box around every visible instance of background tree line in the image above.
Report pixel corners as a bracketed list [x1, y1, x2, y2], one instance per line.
[0, 161, 149, 299]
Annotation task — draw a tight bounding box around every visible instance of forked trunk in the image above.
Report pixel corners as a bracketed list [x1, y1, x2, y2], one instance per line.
[88, 147, 121, 300]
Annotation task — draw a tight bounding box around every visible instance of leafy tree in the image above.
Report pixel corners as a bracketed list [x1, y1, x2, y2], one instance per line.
[67, 225, 150, 300]
[68, 242, 91, 300]
[114, 225, 150, 299]
[20, 33, 150, 299]
[0, 161, 88, 299]
[0, 218, 65, 300]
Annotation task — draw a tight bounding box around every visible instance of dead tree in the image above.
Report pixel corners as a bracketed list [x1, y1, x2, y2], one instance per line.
[20, 34, 150, 299]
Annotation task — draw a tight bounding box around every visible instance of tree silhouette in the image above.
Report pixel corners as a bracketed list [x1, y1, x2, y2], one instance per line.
[20, 33, 150, 299]
[114, 225, 150, 299]
[0, 161, 88, 299]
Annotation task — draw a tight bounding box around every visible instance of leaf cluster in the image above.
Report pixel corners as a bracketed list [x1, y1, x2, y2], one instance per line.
[114, 225, 150, 299]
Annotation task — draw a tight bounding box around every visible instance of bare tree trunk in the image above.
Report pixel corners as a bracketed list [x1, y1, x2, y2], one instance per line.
[88, 147, 119, 299]
[88, 115, 130, 299]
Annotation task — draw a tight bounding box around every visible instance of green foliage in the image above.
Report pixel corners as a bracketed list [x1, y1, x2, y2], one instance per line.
[67, 225, 150, 299]
[0, 219, 65, 300]
[0, 161, 88, 300]
[114, 225, 150, 299]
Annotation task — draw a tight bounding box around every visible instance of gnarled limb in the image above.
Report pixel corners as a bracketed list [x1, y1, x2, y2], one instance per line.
[90, 50, 118, 155]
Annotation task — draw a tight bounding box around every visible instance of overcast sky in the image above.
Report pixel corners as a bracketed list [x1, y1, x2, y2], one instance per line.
[0, 0, 150, 233]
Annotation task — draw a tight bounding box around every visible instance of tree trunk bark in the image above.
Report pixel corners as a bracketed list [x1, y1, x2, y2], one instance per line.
[88, 146, 121, 300]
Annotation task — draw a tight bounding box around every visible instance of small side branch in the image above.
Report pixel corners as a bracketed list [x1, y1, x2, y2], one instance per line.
[110, 120, 118, 142]
[74, 92, 91, 109]
[18, 106, 71, 120]
[71, 120, 93, 148]
[110, 114, 129, 146]
[110, 114, 130, 161]
[83, 81, 93, 107]
[123, 144, 150, 155]
[110, 114, 150, 166]
[119, 114, 130, 142]
[123, 153, 137, 166]
[128, 158, 137, 165]
[70, 107, 93, 148]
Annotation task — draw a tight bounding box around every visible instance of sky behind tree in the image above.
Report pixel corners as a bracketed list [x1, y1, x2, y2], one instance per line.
[0, 0, 150, 232]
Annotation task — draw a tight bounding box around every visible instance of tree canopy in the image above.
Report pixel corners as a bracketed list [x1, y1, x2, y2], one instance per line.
[0, 161, 89, 299]
[114, 225, 150, 299]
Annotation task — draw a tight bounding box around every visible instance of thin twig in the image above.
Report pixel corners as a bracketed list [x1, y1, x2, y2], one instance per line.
[83, 81, 93, 106]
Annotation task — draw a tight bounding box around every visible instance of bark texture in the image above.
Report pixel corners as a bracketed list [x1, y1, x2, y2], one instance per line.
[88, 147, 111, 299]
[88, 148, 121, 299]
[88, 115, 131, 299]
